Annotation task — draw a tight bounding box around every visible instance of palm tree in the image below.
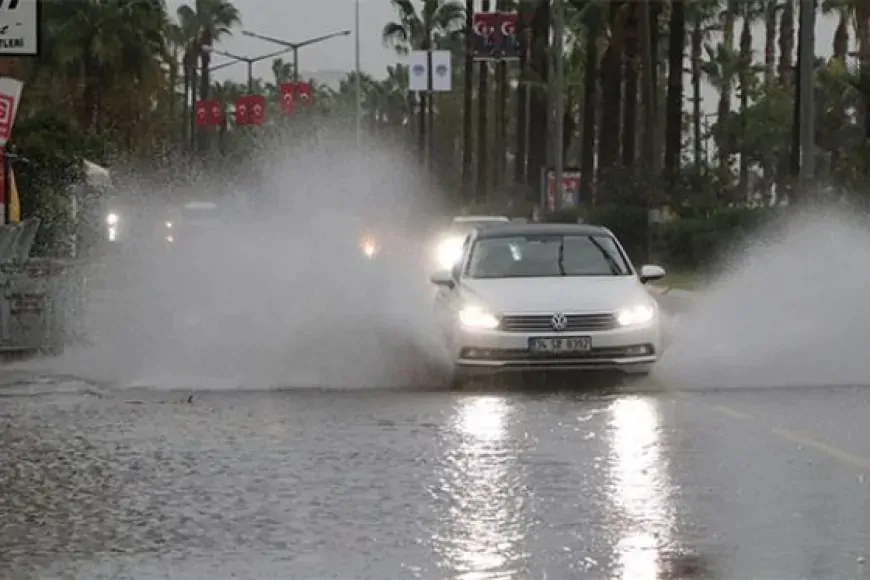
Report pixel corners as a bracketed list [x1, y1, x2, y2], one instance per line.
[382, 0, 464, 166]
[177, 0, 241, 150]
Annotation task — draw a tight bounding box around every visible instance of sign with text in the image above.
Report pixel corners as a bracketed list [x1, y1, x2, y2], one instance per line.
[0, 0, 39, 56]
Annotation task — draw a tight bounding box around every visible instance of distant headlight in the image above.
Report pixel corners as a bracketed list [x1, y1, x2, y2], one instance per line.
[436, 236, 464, 269]
[165, 221, 173, 229]
[458, 306, 499, 330]
[360, 235, 377, 258]
[106, 212, 119, 226]
[616, 304, 656, 326]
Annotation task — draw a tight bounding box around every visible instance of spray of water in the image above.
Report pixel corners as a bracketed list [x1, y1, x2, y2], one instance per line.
[654, 203, 870, 389]
[12, 132, 453, 390]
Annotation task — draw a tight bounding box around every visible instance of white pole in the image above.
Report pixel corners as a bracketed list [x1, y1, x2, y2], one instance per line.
[553, 0, 565, 209]
[355, 0, 362, 151]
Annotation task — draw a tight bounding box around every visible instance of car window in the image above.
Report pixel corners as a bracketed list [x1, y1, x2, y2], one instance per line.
[465, 234, 632, 278]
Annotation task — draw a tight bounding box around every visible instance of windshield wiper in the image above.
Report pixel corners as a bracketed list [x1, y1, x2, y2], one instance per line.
[557, 238, 566, 275]
[588, 237, 622, 275]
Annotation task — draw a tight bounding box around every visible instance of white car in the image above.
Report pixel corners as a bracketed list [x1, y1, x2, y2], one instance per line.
[430, 223, 666, 386]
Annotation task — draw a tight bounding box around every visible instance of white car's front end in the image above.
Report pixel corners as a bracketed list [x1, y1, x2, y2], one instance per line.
[448, 279, 660, 375]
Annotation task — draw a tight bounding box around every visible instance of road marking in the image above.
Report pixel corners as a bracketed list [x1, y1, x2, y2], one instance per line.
[704, 403, 870, 471]
[771, 426, 870, 471]
[710, 404, 753, 420]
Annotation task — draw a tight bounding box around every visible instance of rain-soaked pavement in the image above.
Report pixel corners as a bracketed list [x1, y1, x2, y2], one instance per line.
[3, 378, 870, 579]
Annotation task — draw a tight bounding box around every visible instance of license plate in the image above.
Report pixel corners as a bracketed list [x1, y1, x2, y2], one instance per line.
[529, 336, 591, 353]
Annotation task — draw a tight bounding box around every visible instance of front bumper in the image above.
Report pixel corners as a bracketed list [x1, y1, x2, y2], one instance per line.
[453, 323, 660, 375]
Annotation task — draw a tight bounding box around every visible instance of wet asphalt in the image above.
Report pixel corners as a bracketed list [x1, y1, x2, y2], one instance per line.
[2, 270, 870, 579]
[3, 372, 870, 579]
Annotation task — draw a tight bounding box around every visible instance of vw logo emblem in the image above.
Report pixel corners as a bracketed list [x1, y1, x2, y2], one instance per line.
[551, 313, 568, 331]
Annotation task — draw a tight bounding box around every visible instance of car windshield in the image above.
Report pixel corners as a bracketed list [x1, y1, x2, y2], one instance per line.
[465, 234, 632, 278]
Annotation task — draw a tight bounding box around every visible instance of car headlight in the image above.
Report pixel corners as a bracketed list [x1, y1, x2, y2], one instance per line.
[458, 306, 499, 330]
[436, 236, 463, 269]
[165, 221, 173, 229]
[361, 236, 377, 258]
[616, 304, 656, 326]
[106, 212, 119, 226]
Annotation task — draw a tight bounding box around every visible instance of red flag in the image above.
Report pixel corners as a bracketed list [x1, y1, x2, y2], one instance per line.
[279, 83, 296, 115]
[208, 100, 223, 126]
[297, 82, 313, 105]
[234, 96, 251, 126]
[194, 100, 209, 127]
[248, 94, 265, 125]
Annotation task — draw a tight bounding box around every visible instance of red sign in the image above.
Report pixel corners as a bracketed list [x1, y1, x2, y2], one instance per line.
[195, 99, 221, 127]
[279, 83, 295, 115]
[544, 169, 581, 212]
[472, 12, 521, 60]
[234, 96, 250, 125]
[297, 82, 313, 105]
[248, 94, 265, 125]
[0, 93, 15, 143]
[0, 149, 5, 208]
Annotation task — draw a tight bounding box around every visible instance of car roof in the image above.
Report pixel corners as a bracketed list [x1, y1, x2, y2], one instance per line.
[452, 215, 510, 223]
[474, 222, 612, 238]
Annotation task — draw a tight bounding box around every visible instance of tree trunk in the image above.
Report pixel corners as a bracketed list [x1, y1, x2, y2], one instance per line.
[663, 0, 685, 186]
[598, 1, 625, 179]
[199, 50, 211, 153]
[514, 16, 529, 185]
[526, 0, 550, 206]
[477, 0, 491, 203]
[580, 3, 600, 204]
[462, 0, 474, 199]
[738, 16, 751, 199]
[622, 4, 638, 169]
[763, 0, 777, 85]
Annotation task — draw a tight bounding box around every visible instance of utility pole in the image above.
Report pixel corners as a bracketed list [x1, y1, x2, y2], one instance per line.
[798, 0, 816, 189]
[355, 0, 362, 151]
[552, 0, 565, 210]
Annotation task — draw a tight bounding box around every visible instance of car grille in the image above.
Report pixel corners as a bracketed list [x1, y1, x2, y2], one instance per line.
[500, 313, 618, 332]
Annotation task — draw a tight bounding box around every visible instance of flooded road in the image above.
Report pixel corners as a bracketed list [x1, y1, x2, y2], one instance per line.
[3, 382, 870, 579]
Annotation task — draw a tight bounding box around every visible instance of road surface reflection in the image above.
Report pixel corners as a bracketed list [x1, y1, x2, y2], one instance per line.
[608, 396, 677, 580]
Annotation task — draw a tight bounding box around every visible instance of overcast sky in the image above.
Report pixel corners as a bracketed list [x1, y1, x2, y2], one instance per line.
[167, 0, 842, 113]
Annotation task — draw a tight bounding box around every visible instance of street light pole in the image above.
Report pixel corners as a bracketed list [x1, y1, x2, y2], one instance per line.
[552, 0, 565, 211]
[242, 29, 352, 86]
[355, 0, 362, 151]
[210, 46, 301, 93]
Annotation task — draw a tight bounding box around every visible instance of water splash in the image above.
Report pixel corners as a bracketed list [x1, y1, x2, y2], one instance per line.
[655, 204, 870, 389]
[14, 133, 452, 390]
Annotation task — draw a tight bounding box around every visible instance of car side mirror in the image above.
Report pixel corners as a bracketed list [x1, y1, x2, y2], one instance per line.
[639, 264, 666, 284]
[430, 269, 455, 288]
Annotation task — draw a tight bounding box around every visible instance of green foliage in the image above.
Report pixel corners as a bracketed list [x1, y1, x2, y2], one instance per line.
[10, 110, 106, 256]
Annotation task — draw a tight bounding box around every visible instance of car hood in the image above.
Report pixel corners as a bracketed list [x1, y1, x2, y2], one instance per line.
[461, 276, 652, 313]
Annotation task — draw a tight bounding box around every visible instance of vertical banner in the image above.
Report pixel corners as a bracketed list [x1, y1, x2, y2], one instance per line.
[279, 82, 295, 114]
[408, 50, 428, 92]
[472, 13, 500, 60]
[195, 99, 221, 127]
[430, 50, 452, 92]
[297, 82, 313, 105]
[234, 96, 250, 126]
[248, 94, 265, 125]
[542, 167, 581, 212]
[499, 13, 521, 60]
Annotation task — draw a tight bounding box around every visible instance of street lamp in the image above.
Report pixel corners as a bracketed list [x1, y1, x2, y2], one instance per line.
[241, 28, 352, 85]
[208, 46, 300, 93]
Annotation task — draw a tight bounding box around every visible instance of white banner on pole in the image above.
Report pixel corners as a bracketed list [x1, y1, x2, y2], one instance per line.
[431, 50, 452, 92]
[408, 50, 428, 92]
[0, 77, 24, 148]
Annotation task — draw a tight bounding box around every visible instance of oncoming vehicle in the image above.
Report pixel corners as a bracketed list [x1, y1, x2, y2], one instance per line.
[433, 215, 510, 270]
[430, 223, 666, 387]
[163, 200, 227, 246]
